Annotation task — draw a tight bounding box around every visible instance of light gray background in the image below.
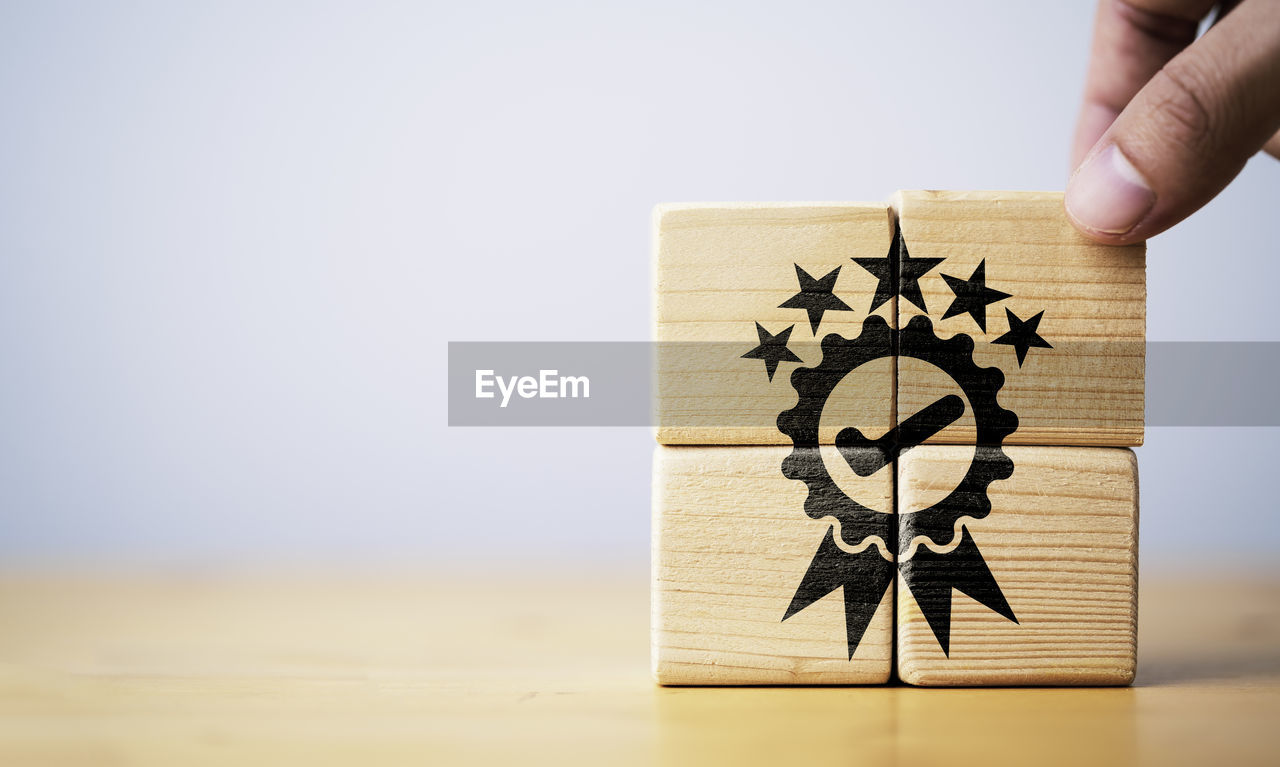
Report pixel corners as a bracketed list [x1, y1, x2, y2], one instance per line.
[1, 1, 1276, 569]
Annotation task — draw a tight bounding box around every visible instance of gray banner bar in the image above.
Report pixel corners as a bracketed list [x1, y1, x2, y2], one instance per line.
[448, 342, 1280, 427]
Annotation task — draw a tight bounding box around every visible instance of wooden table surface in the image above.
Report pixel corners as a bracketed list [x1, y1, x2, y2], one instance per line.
[2, 569, 1278, 766]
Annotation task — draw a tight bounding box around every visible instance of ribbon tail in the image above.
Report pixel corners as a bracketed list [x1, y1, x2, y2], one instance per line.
[782, 526, 894, 660]
[900, 524, 1016, 657]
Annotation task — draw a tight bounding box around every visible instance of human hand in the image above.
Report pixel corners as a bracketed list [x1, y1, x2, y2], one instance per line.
[1066, 0, 1280, 244]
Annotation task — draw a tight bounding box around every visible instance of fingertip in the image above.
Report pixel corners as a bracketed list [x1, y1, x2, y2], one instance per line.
[1064, 143, 1156, 244]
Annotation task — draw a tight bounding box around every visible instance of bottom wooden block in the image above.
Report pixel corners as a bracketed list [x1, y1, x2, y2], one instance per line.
[652, 445, 894, 685]
[896, 445, 1138, 686]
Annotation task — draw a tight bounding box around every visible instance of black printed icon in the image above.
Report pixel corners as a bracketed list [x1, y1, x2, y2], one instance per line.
[836, 395, 964, 476]
[854, 227, 944, 313]
[741, 322, 802, 381]
[780, 265, 855, 333]
[751, 228, 1051, 659]
[992, 308, 1053, 366]
[940, 259, 1010, 331]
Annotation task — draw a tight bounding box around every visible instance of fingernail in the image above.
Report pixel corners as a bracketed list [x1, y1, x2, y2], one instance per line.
[1065, 143, 1155, 235]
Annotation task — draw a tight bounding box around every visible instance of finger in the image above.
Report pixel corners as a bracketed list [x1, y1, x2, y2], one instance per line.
[1065, 0, 1280, 244]
[1072, 0, 1217, 169]
[1266, 127, 1280, 158]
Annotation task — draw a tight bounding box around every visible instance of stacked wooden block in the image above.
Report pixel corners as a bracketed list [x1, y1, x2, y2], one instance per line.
[652, 192, 1145, 686]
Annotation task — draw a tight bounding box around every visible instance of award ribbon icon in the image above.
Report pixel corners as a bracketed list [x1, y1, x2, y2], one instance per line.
[748, 229, 1050, 659]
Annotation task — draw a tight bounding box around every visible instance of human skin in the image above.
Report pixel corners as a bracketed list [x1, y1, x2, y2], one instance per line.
[1066, 0, 1280, 244]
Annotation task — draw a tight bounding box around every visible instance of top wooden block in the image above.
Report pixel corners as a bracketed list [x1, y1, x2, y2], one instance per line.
[654, 203, 896, 445]
[894, 191, 1145, 446]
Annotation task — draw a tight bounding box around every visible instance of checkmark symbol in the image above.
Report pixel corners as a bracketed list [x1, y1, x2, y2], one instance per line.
[836, 394, 965, 476]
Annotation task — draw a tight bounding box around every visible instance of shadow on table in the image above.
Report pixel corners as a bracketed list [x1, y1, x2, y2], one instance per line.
[1138, 651, 1280, 686]
[1136, 577, 1280, 686]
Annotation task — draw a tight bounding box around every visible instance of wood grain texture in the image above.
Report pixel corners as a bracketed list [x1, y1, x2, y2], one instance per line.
[893, 190, 1146, 447]
[2, 571, 1279, 765]
[652, 445, 893, 684]
[654, 203, 895, 445]
[897, 445, 1138, 686]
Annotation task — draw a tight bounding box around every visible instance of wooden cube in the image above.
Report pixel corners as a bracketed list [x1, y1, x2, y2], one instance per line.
[894, 191, 1145, 447]
[896, 445, 1138, 686]
[653, 203, 895, 445]
[652, 445, 894, 684]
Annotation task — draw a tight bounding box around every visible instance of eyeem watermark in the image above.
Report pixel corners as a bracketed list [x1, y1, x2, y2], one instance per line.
[475, 369, 591, 408]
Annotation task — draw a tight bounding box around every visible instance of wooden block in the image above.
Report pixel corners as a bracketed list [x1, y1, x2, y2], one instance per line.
[654, 203, 895, 445]
[893, 191, 1145, 447]
[896, 445, 1138, 686]
[652, 445, 894, 684]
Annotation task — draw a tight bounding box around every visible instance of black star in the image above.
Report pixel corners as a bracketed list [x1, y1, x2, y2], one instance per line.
[940, 259, 1011, 331]
[991, 308, 1052, 366]
[741, 322, 803, 381]
[853, 227, 944, 313]
[778, 264, 854, 333]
